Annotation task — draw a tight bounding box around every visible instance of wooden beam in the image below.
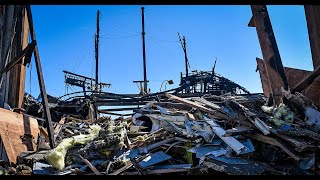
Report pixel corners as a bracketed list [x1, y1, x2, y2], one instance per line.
[17, 8, 29, 108]
[248, 15, 255, 27]
[26, 5, 55, 148]
[284, 66, 320, 106]
[6, 5, 27, 109]
[250, 5, 288, 105]
[0, 41, 36, 74]
[247, 133, 300, 161]
[304, 5, 320, 69]
[292, 64, 320, 92]
[54, 117, 65, 140]
[256, 57, 271, 97]
[8, 7, 29, 109]
[165, 93, 228, 118]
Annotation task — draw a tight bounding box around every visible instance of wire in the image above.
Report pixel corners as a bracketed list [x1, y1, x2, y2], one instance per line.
[72, 38, 90, 72]
[99, 33, 139, 40]
[72, 36, 94, 73]
[148, 34, 180, 43]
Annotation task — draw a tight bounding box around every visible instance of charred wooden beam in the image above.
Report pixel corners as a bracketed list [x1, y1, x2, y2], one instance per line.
[250, 5, 288, 105]
[256, 57, 271, 97]
[304, 5, 320, 69]
[0, 40, 36, 74]
[98, 110, 133, 116]
[17, 8, 30, 108]
[8, 6, 30, 109]
[141, 7, 148, 94]
[292, 64, 320, 93]
[98, 107, 140, 112]
[26, 5, 55, 148]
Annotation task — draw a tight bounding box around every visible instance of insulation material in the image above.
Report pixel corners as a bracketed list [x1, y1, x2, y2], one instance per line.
[45, 125, 101, 170]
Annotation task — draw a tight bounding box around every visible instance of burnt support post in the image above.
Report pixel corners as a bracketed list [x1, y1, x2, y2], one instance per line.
[26, 5, 55, 148]
[141, 7, 148, 94]
[304, 5, 320, 69]
[249, 5, 288, 106]
[183, 37, 189, 77]
[95, 10, 100, 90]
[178, 33, 190, 77]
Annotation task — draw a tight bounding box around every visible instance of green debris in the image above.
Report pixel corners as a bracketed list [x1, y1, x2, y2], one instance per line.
[270, 103, 295, 127]
[185, 141, 193, 165]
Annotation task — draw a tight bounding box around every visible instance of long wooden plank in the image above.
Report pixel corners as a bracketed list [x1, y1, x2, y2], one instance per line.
[192, 97, 221, 110]
[7, 6, 29, 109]
[228, 99, 270, 135]
[26, 5, 55, 148]
[284, 67, 320, 107]
[256, 57, 271, 97]
[7, 5, 23, 109]
[247, 133, 300, 161]
[0, 41, 36, 75]
[250, 5, 288, 105]
[123, 167, 190, 175]
[304, 5, 320, 69]
[165, 93, 225, 117]
[17, 8, 29, 108]
[292, 64, 320, 93]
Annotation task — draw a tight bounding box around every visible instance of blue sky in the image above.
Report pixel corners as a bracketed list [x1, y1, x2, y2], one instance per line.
[26, 5, 312, 98]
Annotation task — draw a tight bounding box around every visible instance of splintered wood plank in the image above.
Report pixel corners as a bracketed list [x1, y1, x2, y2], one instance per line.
[54, 117, 65, 140]
[247, 133, 300, 161]
[0, 108, 39, 164]
[192, 97, 221, 110]
[165, 93, 227, 118]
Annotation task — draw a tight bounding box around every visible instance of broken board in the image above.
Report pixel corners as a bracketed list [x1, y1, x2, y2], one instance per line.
[0, 108, 39, 164]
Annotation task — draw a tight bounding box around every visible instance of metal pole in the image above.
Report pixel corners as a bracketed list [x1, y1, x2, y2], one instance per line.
[141, 7, 148, 94]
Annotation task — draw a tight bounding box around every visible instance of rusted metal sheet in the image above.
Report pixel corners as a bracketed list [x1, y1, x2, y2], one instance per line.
[0, 108, 39, 164]
[304, 5, 320, 69]
[250, 5, 288, 105]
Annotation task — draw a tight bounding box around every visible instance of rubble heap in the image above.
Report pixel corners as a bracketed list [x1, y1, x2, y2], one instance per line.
[2, 91, 320, 175]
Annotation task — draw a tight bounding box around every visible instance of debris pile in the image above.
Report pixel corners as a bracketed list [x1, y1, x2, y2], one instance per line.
[4, 91, 320, 175]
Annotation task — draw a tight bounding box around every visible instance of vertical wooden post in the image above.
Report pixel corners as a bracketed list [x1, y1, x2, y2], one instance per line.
[304, 5, 320, 69]
[141, 7, 148, 94]
[26, 5, 55, 148]
[95, 10, 99, 89]
[250, 5, 288, 105]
